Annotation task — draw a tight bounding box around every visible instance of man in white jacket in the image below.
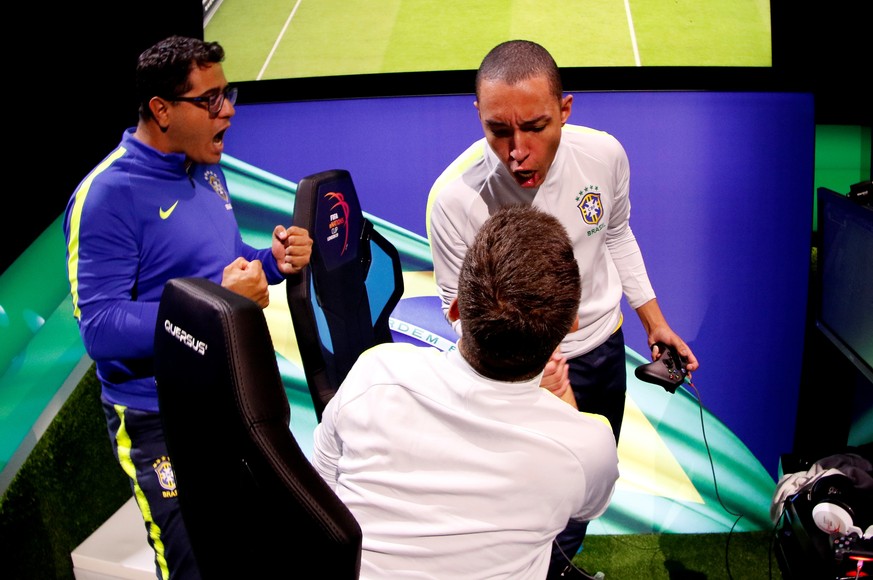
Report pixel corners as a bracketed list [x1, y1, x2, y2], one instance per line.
[313, 205, 619, 579]
[426, 39, 699, 577]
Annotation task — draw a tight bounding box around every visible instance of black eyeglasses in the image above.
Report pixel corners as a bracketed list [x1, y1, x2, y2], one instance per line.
[170, 85, 238, 117]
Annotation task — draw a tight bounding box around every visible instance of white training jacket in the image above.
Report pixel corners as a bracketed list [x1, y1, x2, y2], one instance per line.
[427, 124, 656, 358]
[313, 343, 619, 580]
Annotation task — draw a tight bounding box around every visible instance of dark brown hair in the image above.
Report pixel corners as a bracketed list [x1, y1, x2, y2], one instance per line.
[458, 205, 581, 381]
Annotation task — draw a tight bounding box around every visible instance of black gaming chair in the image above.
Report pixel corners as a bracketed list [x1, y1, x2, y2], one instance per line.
[154, 276, 362, 579]
[286, 169, 404, 421]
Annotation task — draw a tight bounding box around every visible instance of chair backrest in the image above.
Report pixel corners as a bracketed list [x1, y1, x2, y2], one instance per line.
[154, 276, 362, 579]
[287, 169, 404, 421]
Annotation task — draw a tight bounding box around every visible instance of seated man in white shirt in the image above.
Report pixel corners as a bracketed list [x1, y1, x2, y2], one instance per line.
[312, 205, 620, 580]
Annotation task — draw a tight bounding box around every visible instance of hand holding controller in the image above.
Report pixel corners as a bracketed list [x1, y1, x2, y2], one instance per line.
[634, 342, 688, 393]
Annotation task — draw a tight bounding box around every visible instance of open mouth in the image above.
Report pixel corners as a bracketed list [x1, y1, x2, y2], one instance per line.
[513, 170, 537, 187]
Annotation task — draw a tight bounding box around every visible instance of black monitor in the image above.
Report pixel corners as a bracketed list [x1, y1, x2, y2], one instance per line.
[815, 186, 873, 384]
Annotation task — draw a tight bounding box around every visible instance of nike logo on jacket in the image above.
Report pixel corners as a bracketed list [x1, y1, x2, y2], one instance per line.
[160, 201, 179, 219]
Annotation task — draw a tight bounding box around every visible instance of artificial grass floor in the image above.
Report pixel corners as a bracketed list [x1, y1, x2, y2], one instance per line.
[0, 365, 130, 580]
[1, 363, 785, 580]
[575, 530, 783, 579]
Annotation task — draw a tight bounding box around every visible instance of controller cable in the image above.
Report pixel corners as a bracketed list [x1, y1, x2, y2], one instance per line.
[684, 377, 742, 578]
[557, 350, 779, 579]
[553, 539, 604, 579]
[684, 376, 778, 580]
[633, 345, 779, 579]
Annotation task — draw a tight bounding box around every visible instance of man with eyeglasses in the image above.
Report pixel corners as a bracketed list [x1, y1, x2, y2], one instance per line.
[63, 35, 312, 580]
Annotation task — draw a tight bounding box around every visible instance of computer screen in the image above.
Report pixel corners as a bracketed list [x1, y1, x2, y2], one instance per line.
[204, 0, 772, 82]
[816, 187, 873, 383]
[202, 0, 776, 101]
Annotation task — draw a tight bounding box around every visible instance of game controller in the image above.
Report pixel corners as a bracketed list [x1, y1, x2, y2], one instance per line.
[634, 342, 688, 393]
[834, 531, 873, 561]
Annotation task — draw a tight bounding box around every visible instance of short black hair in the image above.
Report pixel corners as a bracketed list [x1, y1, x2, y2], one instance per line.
[475, 39, 563, 102]
[136, 35, 225, 120]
